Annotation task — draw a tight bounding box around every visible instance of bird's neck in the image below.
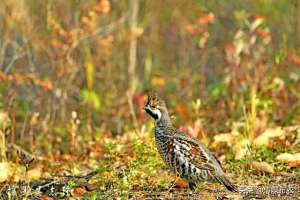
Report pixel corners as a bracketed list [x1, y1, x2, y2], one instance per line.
[156, 111, 173, 129]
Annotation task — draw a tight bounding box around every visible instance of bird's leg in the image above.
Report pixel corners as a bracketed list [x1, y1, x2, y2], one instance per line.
[188, 182, 197, 195]
[188, 182, 197, 190]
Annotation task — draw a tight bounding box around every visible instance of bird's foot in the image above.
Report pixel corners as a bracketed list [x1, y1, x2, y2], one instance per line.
[187, 182, 196, 197]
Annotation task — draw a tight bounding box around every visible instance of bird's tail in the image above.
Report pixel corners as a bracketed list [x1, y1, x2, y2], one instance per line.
[215, 176, 238, 192]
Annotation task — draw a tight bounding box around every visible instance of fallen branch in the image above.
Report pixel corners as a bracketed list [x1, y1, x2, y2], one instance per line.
[0, 170, 98, 199]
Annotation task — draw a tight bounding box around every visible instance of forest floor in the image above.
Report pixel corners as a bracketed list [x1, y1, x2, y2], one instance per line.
[1, 125, 300, 199]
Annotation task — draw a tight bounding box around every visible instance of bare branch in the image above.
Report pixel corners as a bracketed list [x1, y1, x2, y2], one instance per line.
[66, 15, 128, 65]
[128, 0, 139, 93]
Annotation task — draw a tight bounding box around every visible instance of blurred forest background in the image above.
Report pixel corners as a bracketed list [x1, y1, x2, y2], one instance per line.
[0, 0, 300, 198]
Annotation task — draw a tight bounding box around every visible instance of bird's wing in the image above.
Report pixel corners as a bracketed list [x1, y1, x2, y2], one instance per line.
[167, 133, 223, 174]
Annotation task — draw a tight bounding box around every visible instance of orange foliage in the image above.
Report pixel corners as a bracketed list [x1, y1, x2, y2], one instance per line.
[73, 187, 87, 197]
[197, 13, 215, 25]
[93, 0, 111, 14]
[174, 179, 188, 188]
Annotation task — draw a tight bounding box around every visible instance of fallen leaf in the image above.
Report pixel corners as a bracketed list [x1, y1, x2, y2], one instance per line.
[276, 153, 296, 163]
[26, 166, 43, 180]
[250, 161, 275, 174]
[85, 182, 98, 191]
[213, 133, 234, 146]
[136, 197, 146, 200]
[174, 179, 188, 188]
[254, 127, 286, 146]
[72, 187, 86, 197]
[289, 161, 300, 169]
[39, 195, 53, 200]
[276, 153, 300, 163]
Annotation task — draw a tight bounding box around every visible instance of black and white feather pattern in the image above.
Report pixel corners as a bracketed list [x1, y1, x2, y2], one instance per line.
[144, 93, 237, 192]
[155, 122, 237, 192]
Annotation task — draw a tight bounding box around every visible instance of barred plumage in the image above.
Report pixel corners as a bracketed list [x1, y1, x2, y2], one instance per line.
[144, 92, 237, 192]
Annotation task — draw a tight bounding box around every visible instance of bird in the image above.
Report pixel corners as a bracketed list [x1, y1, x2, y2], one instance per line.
[143, 92, 237, 192]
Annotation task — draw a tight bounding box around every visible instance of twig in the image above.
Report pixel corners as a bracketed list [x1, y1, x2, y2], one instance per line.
[4, 41, 27, 74]
[34, 179, 61, 191]
[64, 15, 128, 106]
[50, 170, 98, 180]
[0, 39, 8, 70]
[126, 91, 140, 137]
[66, 15, 128, 65]
[128, 0, 139, 92]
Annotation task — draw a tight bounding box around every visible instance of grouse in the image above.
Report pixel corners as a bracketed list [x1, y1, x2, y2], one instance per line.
[143, 92, 237, 192]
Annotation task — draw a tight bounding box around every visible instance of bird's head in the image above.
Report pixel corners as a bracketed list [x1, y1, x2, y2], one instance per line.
[143, 92, 168, 122]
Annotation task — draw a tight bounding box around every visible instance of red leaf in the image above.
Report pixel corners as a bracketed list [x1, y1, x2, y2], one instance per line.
[174, 179, 188, 188]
